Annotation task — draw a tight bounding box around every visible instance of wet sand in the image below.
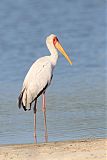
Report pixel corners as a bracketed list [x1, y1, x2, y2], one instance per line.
[0, 138, 106, 160]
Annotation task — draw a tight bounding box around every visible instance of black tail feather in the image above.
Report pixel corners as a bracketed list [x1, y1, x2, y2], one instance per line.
[22, 102, 27, 111]
[18, 91, 23, 109]
[18, 89, 27, 111]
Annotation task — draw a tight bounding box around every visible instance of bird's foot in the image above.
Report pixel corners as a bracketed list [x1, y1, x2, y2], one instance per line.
[34, 133, 37, 143]
[45, 133, 48, 143]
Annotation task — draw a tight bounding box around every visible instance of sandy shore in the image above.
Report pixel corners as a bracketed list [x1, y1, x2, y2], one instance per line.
[0, 138, 106, 160]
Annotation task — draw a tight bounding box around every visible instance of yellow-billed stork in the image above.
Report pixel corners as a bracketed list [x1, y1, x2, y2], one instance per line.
[18, 34, 72, 143]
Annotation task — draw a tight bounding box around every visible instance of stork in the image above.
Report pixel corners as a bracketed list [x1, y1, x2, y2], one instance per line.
[18, 34, 72, 143]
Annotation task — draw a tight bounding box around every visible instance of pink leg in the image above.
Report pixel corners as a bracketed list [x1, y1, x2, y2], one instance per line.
[34, 100, 37, 143]
[42, 92, 48, 142]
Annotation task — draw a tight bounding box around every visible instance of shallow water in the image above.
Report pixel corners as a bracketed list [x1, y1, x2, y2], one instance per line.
[0, 0, 106, 144]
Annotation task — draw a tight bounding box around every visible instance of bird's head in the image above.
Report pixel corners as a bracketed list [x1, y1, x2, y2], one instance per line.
[46, 34, 72, 65]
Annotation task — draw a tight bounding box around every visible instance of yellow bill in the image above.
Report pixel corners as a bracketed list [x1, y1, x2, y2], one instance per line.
[55, 41, 72, 65]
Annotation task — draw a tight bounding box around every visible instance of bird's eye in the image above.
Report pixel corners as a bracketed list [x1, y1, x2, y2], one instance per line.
[53, 37, 58, 45]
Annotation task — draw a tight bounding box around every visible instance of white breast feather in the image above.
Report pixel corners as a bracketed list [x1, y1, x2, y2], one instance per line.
[22, 56, 53, 107]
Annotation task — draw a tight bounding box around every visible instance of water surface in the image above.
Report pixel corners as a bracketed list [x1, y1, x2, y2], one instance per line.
[0, 0, 106, 144]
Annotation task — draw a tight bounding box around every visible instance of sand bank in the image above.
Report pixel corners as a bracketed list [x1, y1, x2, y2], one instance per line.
[0, 138, 106, 160]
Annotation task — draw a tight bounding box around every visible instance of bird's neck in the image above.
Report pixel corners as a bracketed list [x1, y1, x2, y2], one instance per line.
[46, 43, 58, 67]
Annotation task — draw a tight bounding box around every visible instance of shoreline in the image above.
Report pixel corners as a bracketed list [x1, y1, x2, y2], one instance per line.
[0, 138, 106, 160]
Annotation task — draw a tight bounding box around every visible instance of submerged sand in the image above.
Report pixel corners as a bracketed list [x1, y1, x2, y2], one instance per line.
[0, 138, 106, 160]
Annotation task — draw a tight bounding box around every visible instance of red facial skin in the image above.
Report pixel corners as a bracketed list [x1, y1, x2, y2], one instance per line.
[53, 37, 59, 46]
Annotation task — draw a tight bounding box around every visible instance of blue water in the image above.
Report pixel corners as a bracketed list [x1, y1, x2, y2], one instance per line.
[0, 0, 106, 144]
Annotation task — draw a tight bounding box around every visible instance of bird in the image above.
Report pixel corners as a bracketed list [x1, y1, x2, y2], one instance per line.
[18, 34, 72, 143]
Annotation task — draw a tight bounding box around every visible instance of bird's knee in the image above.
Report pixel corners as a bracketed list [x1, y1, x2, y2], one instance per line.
[42, 107, 46, 112]
[34, 108, 37, 113]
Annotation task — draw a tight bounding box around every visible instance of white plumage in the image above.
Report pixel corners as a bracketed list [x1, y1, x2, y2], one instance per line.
[18, 34, 72, 142]
[22, 56, 53, 108]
